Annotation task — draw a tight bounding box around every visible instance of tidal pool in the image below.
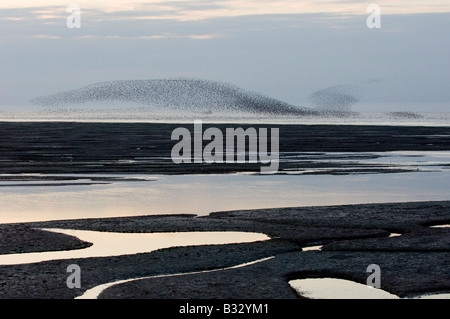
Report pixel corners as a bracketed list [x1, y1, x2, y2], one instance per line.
[0, 228, 270, 266]
[289, 278, 450, 299]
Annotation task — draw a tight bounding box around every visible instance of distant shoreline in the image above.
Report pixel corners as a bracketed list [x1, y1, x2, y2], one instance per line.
[1, 112, 450, 127]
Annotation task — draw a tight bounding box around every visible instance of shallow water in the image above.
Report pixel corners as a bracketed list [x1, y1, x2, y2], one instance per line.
[0, 150, 449, 224]
[289, 278, 399, 299]
[0, 228, 270, 266]
[301, 245, 323, 252]
[289, 278, 450, 299]
[1, 168, 450, 224]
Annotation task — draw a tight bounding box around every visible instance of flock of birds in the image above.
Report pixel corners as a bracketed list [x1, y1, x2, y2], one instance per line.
[30, 78, 420, 119]
[307, 84, 363, 113]
[31, 79, 314, 116]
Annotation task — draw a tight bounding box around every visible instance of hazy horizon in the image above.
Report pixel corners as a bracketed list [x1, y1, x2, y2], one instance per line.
[1, 1, 449, 113]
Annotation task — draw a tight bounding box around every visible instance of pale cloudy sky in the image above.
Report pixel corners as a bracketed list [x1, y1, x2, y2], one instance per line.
[1, 1, 449, 112]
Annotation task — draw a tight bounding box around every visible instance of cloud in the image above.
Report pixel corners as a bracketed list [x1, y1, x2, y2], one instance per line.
[2, 1, 450, 23]
[32, 34, 60, 39]
[1, 3, 449, 112]
[71, 33, 221, 40]
[4, 17, 26, 21]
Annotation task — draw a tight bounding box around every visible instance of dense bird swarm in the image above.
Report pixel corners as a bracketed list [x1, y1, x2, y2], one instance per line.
[31, 79, 318, 116]
[307, 85, 363, 112]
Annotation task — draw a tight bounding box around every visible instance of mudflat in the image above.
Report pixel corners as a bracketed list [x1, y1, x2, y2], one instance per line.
[0, 201, 449, 299]
[0, 122, 449, 299]
[0, 122, 449, 175]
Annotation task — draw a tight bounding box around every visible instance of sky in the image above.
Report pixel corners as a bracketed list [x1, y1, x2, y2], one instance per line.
[1, 0, 449, 112]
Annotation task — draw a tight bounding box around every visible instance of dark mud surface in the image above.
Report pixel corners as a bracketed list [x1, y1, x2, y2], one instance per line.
[0, 122, 449, 175]
[0, 226, 91, 255]
[0, 201, 449, 299]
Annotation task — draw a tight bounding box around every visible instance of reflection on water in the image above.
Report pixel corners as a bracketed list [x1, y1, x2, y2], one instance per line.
[289, 278, 399, 299]
[301, 245, 323, 252]
[289, 278, 450, 299]
[281, 151, 450, 175]
[0, 151, 449, 224]
[0, 170, 450, 224]
[0, 228, 270, 266]
[389, 233, 402, 238]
